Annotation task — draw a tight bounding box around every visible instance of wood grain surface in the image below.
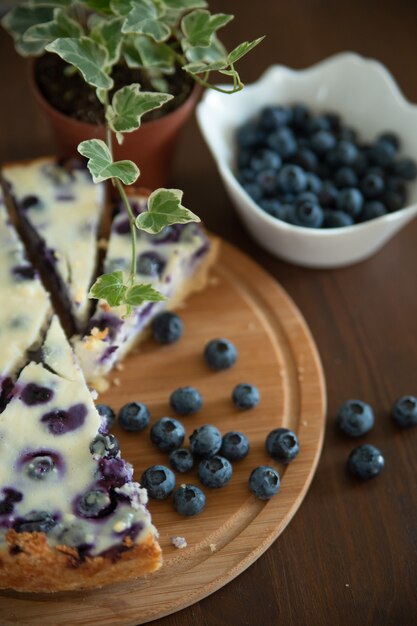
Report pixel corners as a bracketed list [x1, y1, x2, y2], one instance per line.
[0, 240, 325, 626]
[1, 1, 417, 624]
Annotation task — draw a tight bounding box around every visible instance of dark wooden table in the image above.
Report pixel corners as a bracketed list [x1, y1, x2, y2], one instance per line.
[1, 1, 417, 624]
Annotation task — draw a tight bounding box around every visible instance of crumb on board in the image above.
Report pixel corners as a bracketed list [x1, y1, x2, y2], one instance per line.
[209, 543, 217, 553]
[345, 583, 350, 588]
[112, 377, 121, 387]
[209, 276, 219, 286]
[115, 362, 125, 371]
[302, 420, 308, 427]
[171, 536, 187, 549]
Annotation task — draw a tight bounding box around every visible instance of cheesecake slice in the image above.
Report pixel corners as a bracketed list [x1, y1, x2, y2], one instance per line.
[2, 157, 105, 334]
[0, 192, 51, 406]
[0, 316, 161, 592]
[72, 192, 218, 389]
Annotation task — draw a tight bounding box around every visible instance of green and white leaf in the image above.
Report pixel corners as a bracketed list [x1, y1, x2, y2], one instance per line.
[183, 34, 227, 65]
[46, 37, 113, 90]
[228, 37, 265, 64]
[1, 5, 54, 55]
[125, 283, 166, 306]
[122, 0, 171, 42]
[110, 0, 134, 16]
[123, 35, 144, 68]
[80, 0, 112, 13]
[106, 84, 173, 134]
[161, 0, 207, 10]
[89, 271, 127, 307]
[24, 9, 83, 45]
[181, 9, 233, 47]
[90, 16, 124, 66]
[78, 139, 140, 185]
[132, 35, 175, 71]
[27, 0, 72, 7]
[136, 188, 200, 234]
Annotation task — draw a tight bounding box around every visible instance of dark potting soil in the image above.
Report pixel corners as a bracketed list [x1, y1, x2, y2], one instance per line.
[34, 53, 195, 125]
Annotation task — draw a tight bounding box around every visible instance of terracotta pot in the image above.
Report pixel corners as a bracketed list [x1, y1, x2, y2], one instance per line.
[29, 62, 202, 190]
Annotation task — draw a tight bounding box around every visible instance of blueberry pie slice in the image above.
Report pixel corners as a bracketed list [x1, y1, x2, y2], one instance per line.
[2, 157, 105, 333]
[0, 316, 161, 592]
[73, 192, 218, 389]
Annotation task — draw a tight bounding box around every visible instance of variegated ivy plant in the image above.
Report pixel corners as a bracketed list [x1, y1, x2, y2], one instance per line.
[2, 0, 263, 313]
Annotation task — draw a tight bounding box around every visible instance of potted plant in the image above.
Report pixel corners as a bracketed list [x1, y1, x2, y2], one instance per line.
[2, 0, 262, 313]
[2, 0, 263, 189]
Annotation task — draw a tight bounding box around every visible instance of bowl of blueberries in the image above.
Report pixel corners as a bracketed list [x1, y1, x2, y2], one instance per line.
[196, 52, 417, 267]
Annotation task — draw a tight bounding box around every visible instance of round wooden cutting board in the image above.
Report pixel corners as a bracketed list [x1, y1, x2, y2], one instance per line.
[1, 239, 326, 626]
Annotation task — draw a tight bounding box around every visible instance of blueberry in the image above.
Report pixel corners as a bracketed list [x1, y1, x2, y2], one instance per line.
[337, 399, 374, 437]
[304, 173, 323, 194]
[169, 448, 194, 473]
[25, 455, 57, 480]
[266, 428, 300, 463]
[204, 338, 237, 371]
[347, 444, 384, 480]
[287, 201, 324, 228]
[258, 199, 288, 221]
[14, 511, 56, 533]
[118, 402, 150, 432]
[189, 424, 222, 458]
[392, 395, 417, 427]
[291, 103, 311, 130]
[337, 127, 358, 143]
[267, 127, 297, 159]
[238, 168, 256, 184]
[141, 465, 176, 500]
[232, 383, 260, 410]
[170, 386, 203, 416]
[306, 114, 332, 134]
[220, 432, 250, 461]
[323, 210, 354, 228]
[237, 149, 252, 169]
[150, 417, 185, 452]
[20, 195, 41, 210]
[382, 189, 404, 212]
[198, 455, 233, 488]
[336, 188, 364, 217]
[78, 489, 112, 518]
[368, 140, 396, 167]
[57, 522, 93, 549]
[137, 252, 165, 277]
[151, 311, 183, 345]
[360, 173, 385, 198]
[0, 489, 23, 515]
[334, 167, 358, 189]
[96, 404, 116, 430]
[292, 148, 319, 172]
[242, 181, 263, 202]
[319, 181, 339, 207]
[296, 192, 319, 205]
[173, 485, 206, 516]
[236, 122, 264, 149]
[41, 403, 87, 435]
[334, 140, 358, 166]
[391, 158, 417, 181]
[259, 105, 292, 130]
[277, 165, 307, 194]
[353, 152, 369, 175]
[250, 149, 282, 172]
[90, 433, 120, 458]
[310, 130, 337, 154]
[360, 201, 387, 221]
[12, 265, 36, 281]
[21, 383, 53, 406]
[256, 168, 278, 195]
[378, 132, 400, 150]
[249, 466, 280, 500]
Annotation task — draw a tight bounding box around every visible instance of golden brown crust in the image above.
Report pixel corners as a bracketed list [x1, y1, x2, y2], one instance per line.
[0, 529, 162, 593]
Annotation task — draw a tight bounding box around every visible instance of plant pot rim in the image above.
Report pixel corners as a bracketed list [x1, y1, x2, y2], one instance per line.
[28, 57, 202, 132]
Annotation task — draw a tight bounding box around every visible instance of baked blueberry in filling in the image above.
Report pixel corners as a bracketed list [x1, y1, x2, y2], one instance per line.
[77, 489, 114, 519]
[14, 511, 57, 534]
[40, 403, 87, 435]
[90, 433, 120, 459]
[137, 251, 166, 277]
[21, 383, 54, 406]
[0, 489, 23, 516]
[12, 265, 36, 281]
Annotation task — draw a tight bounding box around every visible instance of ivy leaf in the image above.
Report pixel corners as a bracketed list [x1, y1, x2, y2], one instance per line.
[181, 9, 233, 47]
[228, 37, 265, 65]
[121, 0, 171, 42]
[136, 188, 200, 234]
[90, 16, 124, 66]
[78, 139, 140, 184]
[24, 9, 83, 45]
[106, 84, 173, 134]
[28, 1, 72, 6]
[161, 0, 207, 9]
[46, 37, 113, 90]
[89, 271, 127, 307]
[183, 34, 227, 66]
[125, 283, 167, 306]
[110, 0, 133, 16]
[1, 5, 54, 56]
[80, 0, 113, 12]
[131, 35, 175, 72]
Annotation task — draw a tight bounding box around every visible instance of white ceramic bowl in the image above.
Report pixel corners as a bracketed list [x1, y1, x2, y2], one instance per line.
[196, 52, 417, 268]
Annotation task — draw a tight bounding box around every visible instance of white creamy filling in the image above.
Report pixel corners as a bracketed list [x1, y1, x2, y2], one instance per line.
[2, 158, 105, 330]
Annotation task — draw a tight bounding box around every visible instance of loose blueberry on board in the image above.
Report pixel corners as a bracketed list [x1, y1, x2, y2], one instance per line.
[220, 432, 250, 461]
[151, 311, 183, 345]
[173, 485, 206, 516]
[78, 489, 113, 518]
[141, 466, 176, 500]
[189, 425, 222, 458]
[266, 428, 300, 464]
[170, 387, 203, 416]
[14, 511, 57, 533]
[232, 383, 260, 410]
[391, 395, 417, 427]
[249, 466, 280, 500]
[118, 402, 150, 432]
[347, 444, 385, 480]
[337, 400, 375, 437]
[96, 404, 116, 430]
[169, 448, 195, 473]
[150, 417, 185, 452]
[204, 338, 237, 371]
[89, 433, 120, 459]
[198, 456, 233, 488]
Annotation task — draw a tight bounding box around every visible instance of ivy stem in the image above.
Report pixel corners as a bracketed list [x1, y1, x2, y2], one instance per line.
[114, 178, 137, 285]
[190, 72, 243, 94]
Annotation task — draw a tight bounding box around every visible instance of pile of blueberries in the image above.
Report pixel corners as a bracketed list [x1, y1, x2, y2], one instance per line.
[96, 311, 300, 516]
[236, 103, 417, 228]
[338, 395, 417, 479]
